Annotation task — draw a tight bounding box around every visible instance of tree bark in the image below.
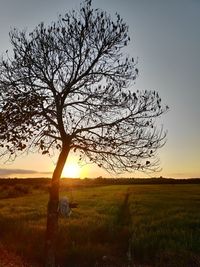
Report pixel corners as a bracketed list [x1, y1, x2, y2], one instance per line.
[44, 143, 70, 267]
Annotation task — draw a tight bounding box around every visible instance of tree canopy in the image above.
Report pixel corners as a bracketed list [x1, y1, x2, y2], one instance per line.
[0, 0, 167, 173]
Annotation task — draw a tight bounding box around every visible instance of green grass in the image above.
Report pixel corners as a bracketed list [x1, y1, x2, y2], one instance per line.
[128, 185, 200, 266]
[0, 183, 200, 266]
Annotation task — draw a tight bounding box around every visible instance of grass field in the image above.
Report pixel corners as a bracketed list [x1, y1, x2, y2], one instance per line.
[0, 181, 200, 266]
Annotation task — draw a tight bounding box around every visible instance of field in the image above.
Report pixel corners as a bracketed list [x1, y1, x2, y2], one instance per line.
[0, 179, 200, 266]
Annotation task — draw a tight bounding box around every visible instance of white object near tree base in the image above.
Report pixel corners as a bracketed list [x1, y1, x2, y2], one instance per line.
[58, 197, 71, 217]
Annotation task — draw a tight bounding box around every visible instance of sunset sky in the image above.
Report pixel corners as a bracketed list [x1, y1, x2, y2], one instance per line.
[0, 0, 199, 179]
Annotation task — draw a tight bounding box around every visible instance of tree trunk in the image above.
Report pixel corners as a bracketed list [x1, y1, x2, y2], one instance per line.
[44, 143, 70, 267]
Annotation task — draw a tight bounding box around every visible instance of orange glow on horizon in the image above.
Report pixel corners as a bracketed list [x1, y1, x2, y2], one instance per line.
[62, 163, 81, 178]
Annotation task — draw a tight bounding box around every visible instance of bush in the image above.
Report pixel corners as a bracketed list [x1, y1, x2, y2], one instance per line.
[1, 184, 31, 198]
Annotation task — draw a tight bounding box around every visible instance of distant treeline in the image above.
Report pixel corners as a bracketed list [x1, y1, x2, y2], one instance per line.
[0, 177, 200, 187]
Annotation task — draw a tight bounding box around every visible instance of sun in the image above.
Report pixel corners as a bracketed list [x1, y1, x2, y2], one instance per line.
[62, 163, 81, 178]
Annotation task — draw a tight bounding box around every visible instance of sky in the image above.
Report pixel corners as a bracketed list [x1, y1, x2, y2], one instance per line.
[0, 0, 199, 178]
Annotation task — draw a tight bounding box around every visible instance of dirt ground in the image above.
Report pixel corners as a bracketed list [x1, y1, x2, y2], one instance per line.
[0, 243, 39, 267]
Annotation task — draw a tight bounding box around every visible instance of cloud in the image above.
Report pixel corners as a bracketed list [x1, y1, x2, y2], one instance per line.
[0, 168, 52, 177]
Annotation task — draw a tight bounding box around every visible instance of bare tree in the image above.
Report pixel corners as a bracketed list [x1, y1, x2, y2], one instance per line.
[0, 0, 168, 266]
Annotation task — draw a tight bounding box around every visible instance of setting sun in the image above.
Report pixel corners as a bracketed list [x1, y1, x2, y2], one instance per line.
[62, 163, 81, 178]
